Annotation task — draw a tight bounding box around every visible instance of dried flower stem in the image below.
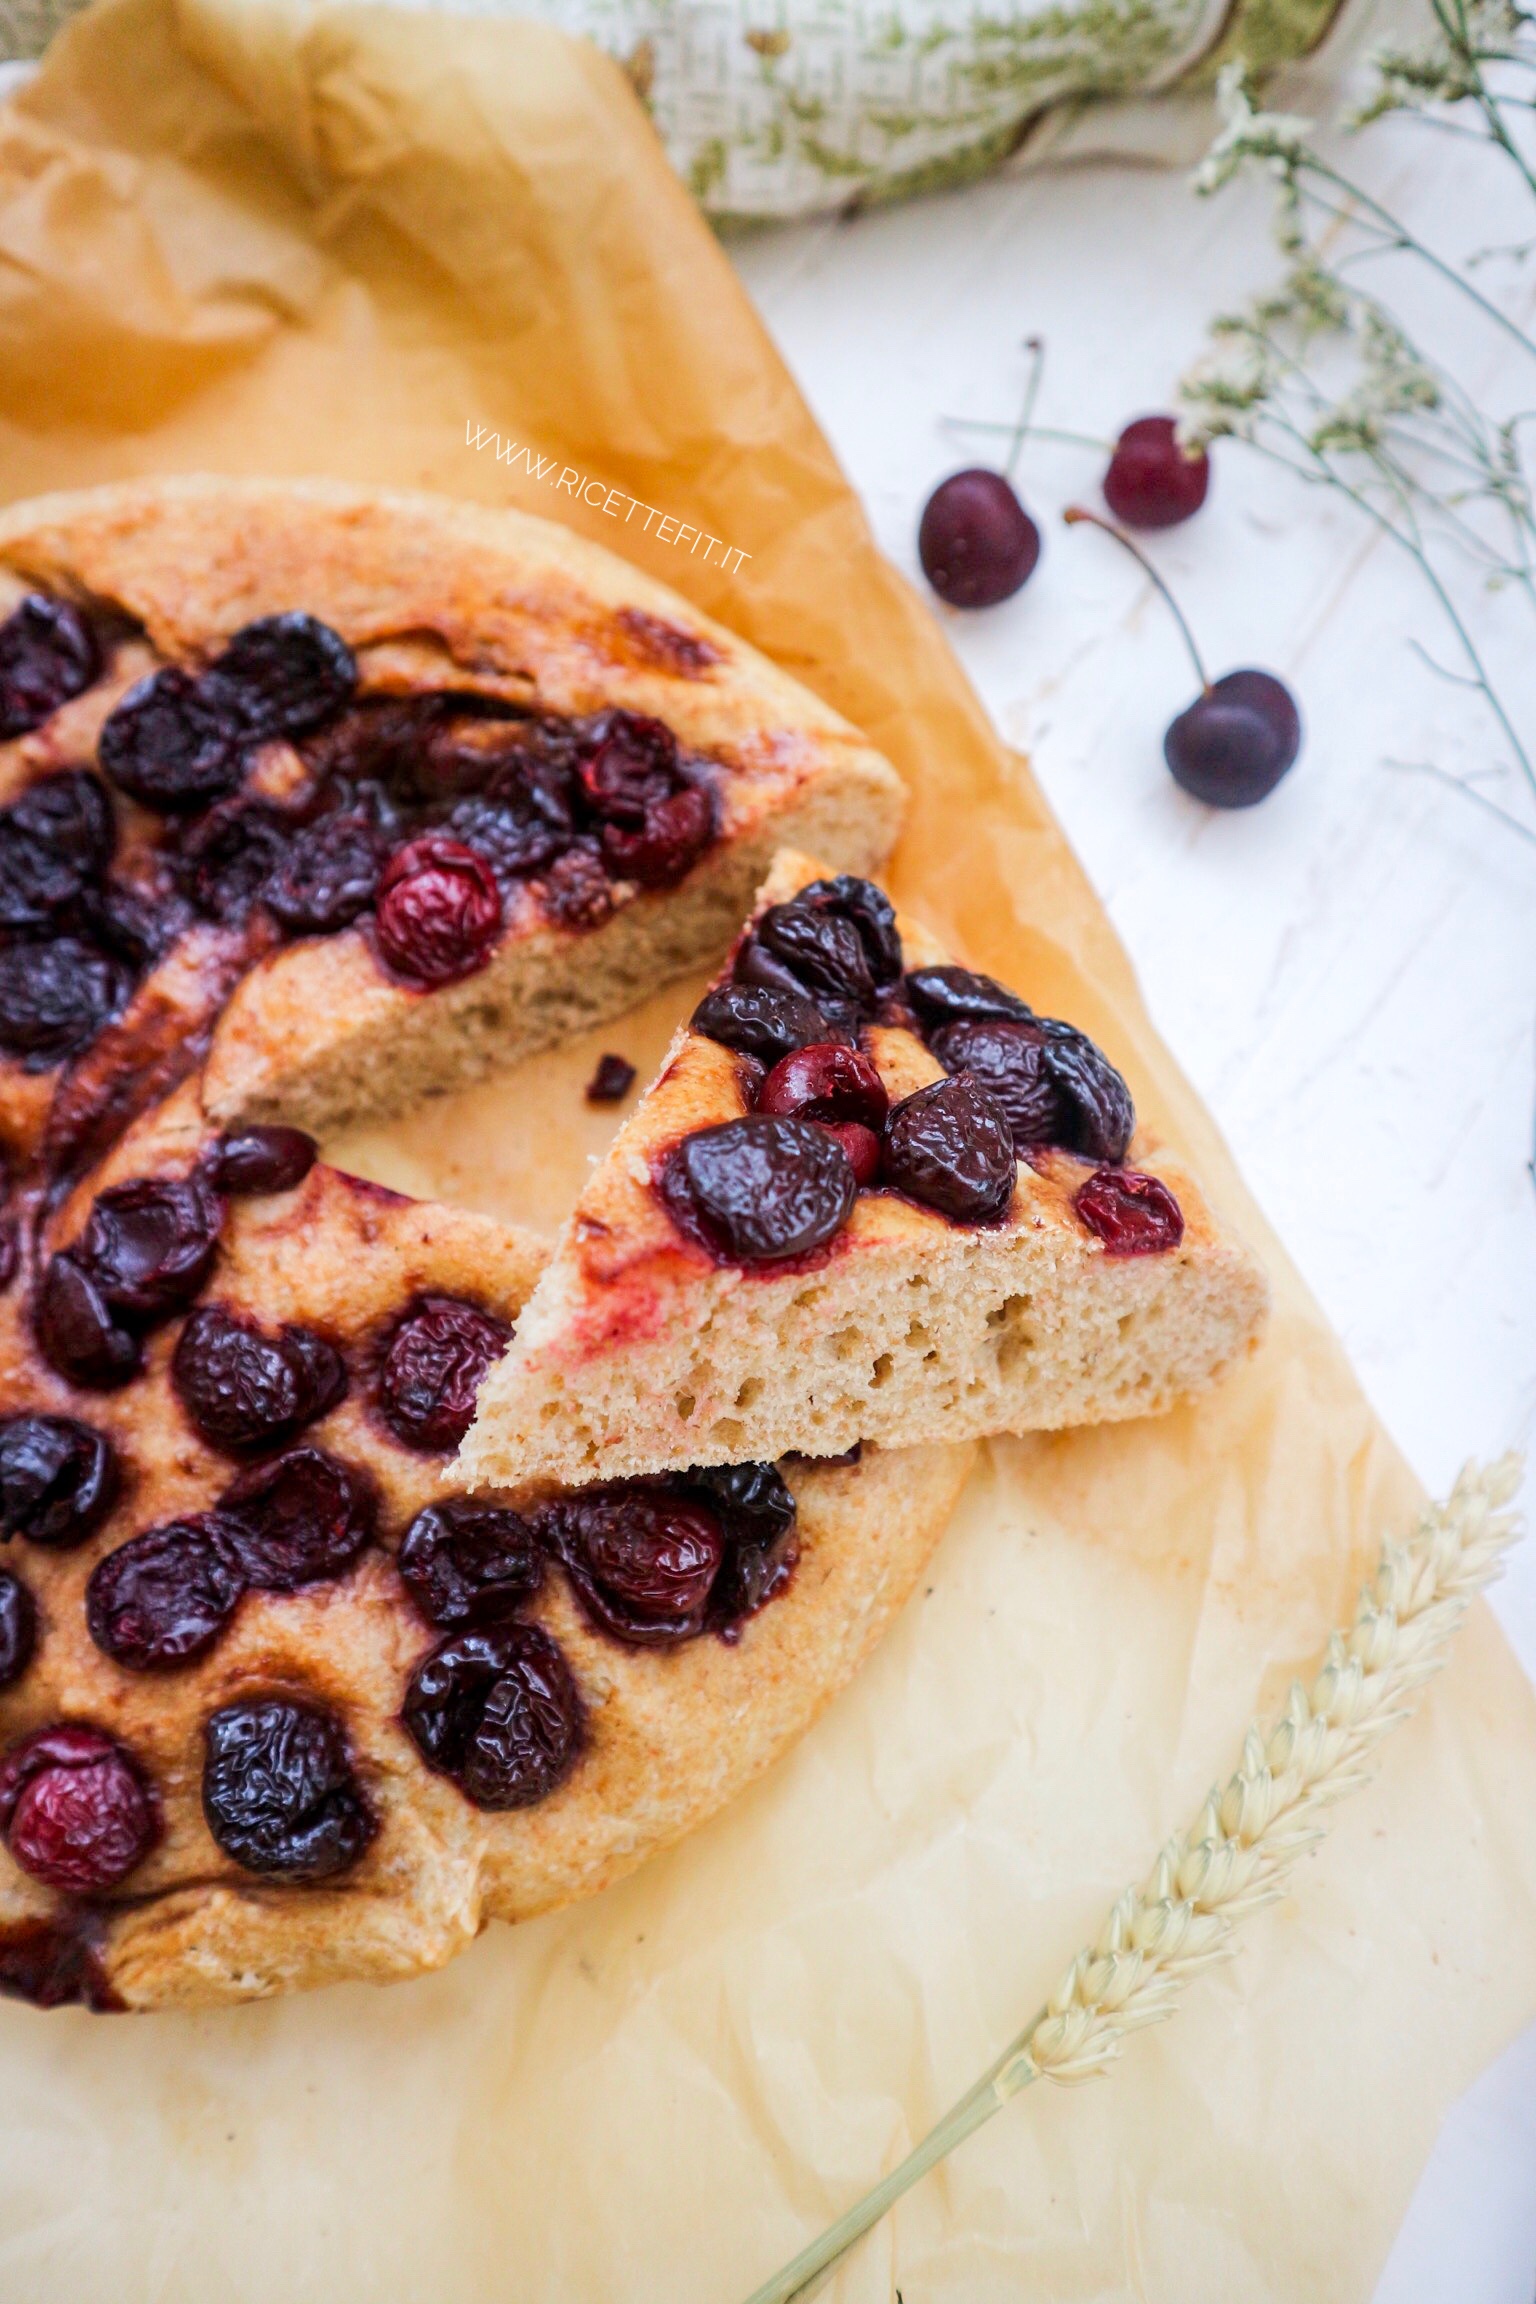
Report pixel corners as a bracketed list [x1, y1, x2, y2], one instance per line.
[740, 1458, 1524, 2304]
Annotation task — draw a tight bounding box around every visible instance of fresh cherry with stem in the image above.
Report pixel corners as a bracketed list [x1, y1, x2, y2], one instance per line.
[1063, 505, 1301, 808]
[919, 341, 1044, 608]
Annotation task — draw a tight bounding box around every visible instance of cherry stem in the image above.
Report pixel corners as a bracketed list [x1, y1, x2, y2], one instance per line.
[1002, 337, 1047, 484]
[1063, 505, 1210, 691]
[942, 417, 1113, 455]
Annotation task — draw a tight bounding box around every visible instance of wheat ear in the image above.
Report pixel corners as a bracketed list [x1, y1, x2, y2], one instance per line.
[741, 1456, 1525, 2304]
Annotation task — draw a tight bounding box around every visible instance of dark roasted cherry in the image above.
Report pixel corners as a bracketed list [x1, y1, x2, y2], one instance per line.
[0, 771, 116, 931]
[929, 1016, 1057, 1146]
[577, 713, 715, 887]
[0, 935, 128, 1068]
[919, 470, 1041, 608]
[0, 1920, 121, 2011]
[0, 1570, 36, 1688]
[378, 1294, 512, 1453]
[882, 1075, 1017, 1223]
[35, 1255, 141, 1387]
[203, 614, 357, 741]
[584, 1052, 636, 1104]
[1165, 671, 1302, 808]
[397, 1498, 545, 1629]
[0, 1413, 117, 1546]
[217, 1446, 373, 1591]
[690, 982, 827, 1064]
[753, 899, 874, 1010]
[689, 1459, 796, 1549]
[0, 1724, 157, 1892]
[660, 1116, 857, 1265]
[552, 1487, 723, 1643]
[1034, 1021, 1135, 1162]
[402, 1622, 583, 1809]
[1074, 1166, 1185, 1255]
[80, 876, 182, 970]
[0, 1218, 15, 1294]
[447, 775, 575, 886]
[1103, 416, 1210, 529]
[86, 1517, 245, 1670]
[300, 694, 448, 797]
[757, 1043, 888, 1132]
[174, 799, 291, 923]
[263, 806, 386, 934]
[75, 1172, 222, 1319]
[602, 784, 714, 887]
[172, 1307, 345, 1453]
[98, 666, 249, 814]
[14, 767, 115, 872]
[904, 964, 1033, 1030]
[413, 715, 544, 804]
[693, 1458, 799, 1624]
[203, 1698, 376, 1880]
[819, 1120, 882, 1186]
[542, 841, 614, 931]
[928, 1010, 1133, 1161]
[205, 1124, 317, 1196]
[374, 835, 502, 987]
[578, 713, 679, 822]
[796, 877, 903, 993]
[0, 596, 100, 738]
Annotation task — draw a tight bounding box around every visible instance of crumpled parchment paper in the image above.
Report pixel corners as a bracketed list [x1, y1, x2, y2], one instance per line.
[0, 5, 1532, 2298]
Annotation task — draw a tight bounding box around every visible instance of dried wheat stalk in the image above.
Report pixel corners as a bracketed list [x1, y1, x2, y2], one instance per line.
[744, 1455, 1525, 2304]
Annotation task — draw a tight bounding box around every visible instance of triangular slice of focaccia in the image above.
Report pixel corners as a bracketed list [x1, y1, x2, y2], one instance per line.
[460, 850, 1271, 1488]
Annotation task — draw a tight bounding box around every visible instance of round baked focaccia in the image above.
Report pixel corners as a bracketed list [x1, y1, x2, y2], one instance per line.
[0, 477, 903, 1187]
[0, 1082, 969, 2010]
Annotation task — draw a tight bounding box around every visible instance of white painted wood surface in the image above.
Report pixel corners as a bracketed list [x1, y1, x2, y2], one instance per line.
[729, 100, 1536, 2304]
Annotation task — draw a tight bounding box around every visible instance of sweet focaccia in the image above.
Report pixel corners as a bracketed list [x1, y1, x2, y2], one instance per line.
[0, 1082, 969, 2010]
[0, 478, 903, 1184]
[461, 851, 1270, 1487]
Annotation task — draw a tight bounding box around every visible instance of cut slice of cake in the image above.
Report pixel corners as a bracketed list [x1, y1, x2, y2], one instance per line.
[0, 478, 904, 1179]
[460, 850, 1271, 1487]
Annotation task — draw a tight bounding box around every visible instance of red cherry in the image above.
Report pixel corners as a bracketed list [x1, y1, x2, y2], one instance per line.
[919, 471, 1041, 609]
[1103, 416, 1210, 529]
[375, 837, 502, 987]
[1073, 1167, 1184, 1255]
[0, 1724, 157, 1891]
[757, 1043, 888, 1131]
[817, 1120, 882, 1186]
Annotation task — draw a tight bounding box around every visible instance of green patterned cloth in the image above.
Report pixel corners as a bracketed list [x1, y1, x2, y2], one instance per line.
[0, 0, 1344, 216]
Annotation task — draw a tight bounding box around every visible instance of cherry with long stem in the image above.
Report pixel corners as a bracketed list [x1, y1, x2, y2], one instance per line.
[1064, 505, 1301, 807]
[918, 341, 1044, 609]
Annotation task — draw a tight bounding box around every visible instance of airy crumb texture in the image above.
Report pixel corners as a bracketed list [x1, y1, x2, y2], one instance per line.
[460, 851, 1271, 1489]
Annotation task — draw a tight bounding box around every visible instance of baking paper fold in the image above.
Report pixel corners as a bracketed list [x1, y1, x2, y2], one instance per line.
[0, 4, 1532, 2298]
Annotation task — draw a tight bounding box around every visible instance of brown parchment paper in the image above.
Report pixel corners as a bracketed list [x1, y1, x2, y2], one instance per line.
[0, 5, 1533, 2298]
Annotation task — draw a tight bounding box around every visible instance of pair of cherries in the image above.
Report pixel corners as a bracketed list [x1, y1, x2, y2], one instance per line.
[918, 366, 1300, 809]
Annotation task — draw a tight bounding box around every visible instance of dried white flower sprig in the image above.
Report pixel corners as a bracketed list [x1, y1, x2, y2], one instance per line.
[741, 1457, 1524, 2304]
[1183, 44, 1536, 849]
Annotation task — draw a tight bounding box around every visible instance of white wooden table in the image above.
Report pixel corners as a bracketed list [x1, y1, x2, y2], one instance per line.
[729, 107, 1536, 2304]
